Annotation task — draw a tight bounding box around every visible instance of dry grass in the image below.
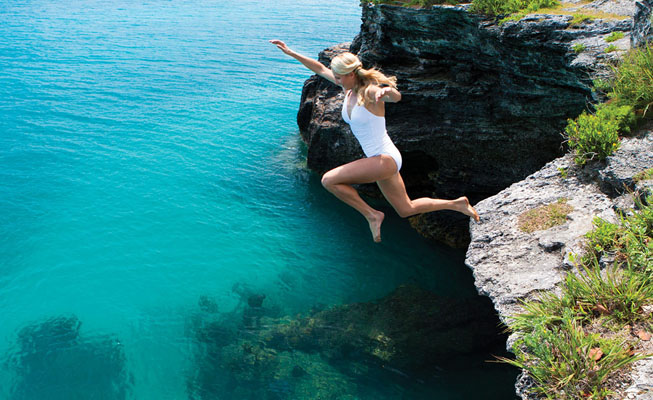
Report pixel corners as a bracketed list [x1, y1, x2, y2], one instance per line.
[518, 198, 574, 233]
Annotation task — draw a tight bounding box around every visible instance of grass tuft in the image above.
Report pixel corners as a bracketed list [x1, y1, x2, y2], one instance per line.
[605, 31, 625, 43]
[605, 44, 618, 53]
[609, 43, 653, 117]
[518, 198, 574, 233]
[573, 43, 587, 53]
[633, 168, 653, 183]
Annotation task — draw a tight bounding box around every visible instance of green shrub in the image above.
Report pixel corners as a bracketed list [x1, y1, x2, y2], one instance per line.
[605, 31, 625, 43]
[605, 44, 618, 53]
[609, 44, 653, 117]
[564, 112, 620, 165]
[595, 103, 637, 136]
[573, 43, 587, 53]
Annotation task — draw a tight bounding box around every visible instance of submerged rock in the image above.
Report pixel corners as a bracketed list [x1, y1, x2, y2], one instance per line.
[187, 284, 511, 399]
[265, 285, 505, 372]
[7, 315, 131, 400]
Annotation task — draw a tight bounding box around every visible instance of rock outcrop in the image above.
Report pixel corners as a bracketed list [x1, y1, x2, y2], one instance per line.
[298, 1, 636, 247]
[465, 126, 653, 398]
[188, 285, 510, 399]
[265, 284, 506, 371]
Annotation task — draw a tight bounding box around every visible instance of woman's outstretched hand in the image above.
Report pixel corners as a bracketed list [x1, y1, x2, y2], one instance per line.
[269, 39, 293, 55]
[375, 87, 394, 103]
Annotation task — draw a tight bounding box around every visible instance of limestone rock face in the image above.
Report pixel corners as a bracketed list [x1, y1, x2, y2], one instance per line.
[298, 3, 636, 246]
[465, 128, 653, 399]
[632, 0, 653, 47]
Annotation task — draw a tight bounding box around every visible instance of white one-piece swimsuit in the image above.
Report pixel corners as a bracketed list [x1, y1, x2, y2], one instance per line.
[341, 90, 402, 172]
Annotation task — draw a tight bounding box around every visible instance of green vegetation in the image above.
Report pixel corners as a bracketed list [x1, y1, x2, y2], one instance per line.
[593, 78, 613, 94]
[605, 31, 625, 43]
[605, 44, 618, 53]
[595, 103, 637, 136]
[564, 111, 620, 165]
[573, 43, 586, 53]
[518, 198, 573, 233]
[633, 168, 653, 183]
[499, 12, 526, 24]
[470, 0, 559, 16]
[609, 43, 653, 117]
[502, 199, 653, 399]
[365, 0, 460, 6]
[569, 13, 594, 26]
[558, 166, 568, 179]
[564, 44, 652, 165]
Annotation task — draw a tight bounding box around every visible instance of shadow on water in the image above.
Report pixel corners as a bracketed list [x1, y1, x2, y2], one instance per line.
[186, 284, 519, 400]
[4, 315, 132, 400]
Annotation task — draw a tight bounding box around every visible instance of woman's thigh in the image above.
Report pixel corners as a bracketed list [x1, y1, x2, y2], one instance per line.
[376, 172, 412, 211]
[322, 155, 398, 185]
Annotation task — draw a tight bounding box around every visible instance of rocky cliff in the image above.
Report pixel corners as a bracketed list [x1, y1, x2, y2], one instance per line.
[298, 1, 635, 247]
[465, 123, 653, 399]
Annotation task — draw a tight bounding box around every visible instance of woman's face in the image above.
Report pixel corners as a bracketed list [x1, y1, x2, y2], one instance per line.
[333, 71, 356, 90]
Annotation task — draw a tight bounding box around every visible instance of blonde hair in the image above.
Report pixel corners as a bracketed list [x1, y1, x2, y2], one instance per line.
[331, 52, 397, 106]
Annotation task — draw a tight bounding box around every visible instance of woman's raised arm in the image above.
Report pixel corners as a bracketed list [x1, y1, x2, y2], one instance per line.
[269, 40, 337, 84]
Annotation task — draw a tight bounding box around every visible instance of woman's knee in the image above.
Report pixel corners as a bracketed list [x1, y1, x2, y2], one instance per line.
[321, 171, 337, 190]
[396, 206, 415, 218]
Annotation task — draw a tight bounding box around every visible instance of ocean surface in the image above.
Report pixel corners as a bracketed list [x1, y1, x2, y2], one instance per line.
[0, 0, 517, 398]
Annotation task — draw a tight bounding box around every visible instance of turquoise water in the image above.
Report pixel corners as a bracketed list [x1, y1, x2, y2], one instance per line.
[0, 0, 516, 398]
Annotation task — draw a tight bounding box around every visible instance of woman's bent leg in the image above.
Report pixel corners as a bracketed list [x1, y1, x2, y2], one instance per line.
[321, 155, 398, 242]
[377, 172, 480, 221]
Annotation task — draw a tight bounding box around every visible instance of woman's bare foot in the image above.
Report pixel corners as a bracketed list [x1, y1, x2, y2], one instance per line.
[366, 210, 385, 242]
[454, 196, 480, 222]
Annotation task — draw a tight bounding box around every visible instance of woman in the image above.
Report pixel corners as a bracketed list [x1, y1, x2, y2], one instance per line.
[270, 40, 479, 242]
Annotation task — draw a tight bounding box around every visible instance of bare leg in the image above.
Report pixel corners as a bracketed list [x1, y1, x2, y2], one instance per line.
[377, 172, 480, 221]
[321, 155, 398, 242]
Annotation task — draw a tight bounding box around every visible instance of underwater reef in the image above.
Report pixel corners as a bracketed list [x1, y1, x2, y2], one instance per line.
[186, 285, 509, 399]
[5, 315, 131, 400]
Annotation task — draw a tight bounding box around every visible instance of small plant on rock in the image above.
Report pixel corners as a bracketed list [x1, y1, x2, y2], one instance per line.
[633, 168, 653, 183]
[573, 43, 587, 53]
[564, 112, 620, 165]
[605, 44, 619, 53]
[570, 13, 594, 26]
[605, 31, 625, 43]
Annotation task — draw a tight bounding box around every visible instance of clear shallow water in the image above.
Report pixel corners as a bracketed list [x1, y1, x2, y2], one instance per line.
[0, 0, 517, 398]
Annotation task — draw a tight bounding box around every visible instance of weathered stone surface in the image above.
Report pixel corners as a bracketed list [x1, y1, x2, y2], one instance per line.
[465, 153, 617, 318]
[466, 129, 653, 399]
[598, 127, 653, 196]
[632, 0, 653, 48]
[298, 3, 637, 246]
